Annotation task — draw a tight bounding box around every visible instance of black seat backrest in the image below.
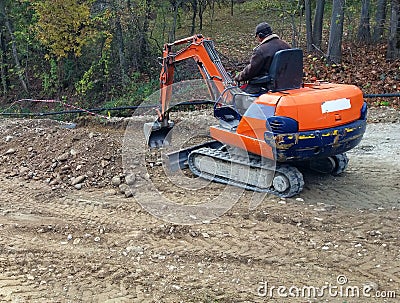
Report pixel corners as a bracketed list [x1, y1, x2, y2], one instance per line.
[267, 48, 303, 92]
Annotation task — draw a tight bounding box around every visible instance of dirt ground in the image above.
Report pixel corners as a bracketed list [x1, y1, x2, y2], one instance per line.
[0, 107, 399, 303]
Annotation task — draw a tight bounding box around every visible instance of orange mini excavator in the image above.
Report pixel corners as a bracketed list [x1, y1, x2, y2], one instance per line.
[144, 35, 367, 197]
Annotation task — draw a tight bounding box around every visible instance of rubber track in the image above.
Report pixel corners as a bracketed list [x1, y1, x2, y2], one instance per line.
[188, 147, 304, 198]
[331, 153, 349, 176]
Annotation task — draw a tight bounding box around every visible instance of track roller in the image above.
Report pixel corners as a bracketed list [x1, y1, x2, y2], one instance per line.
[330, 153, 349, 176]
[272, 165, 304, 197]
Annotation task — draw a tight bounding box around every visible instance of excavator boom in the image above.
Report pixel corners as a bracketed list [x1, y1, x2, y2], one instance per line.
[145, 35, 235, 147]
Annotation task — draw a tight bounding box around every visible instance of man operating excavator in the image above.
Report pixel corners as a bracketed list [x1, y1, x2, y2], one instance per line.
[234, 22, 291, 94]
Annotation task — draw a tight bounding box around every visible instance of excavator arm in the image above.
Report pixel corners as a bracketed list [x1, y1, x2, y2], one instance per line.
[145, 34, 234, 147]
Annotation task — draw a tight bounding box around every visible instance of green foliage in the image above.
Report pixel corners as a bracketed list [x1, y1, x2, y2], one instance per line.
[379, 100, 390, 106]
[105, 73, 158, 108]
[32, 0, 96, 60]
[75, 45, 110, 97]
[41, 58, 58, 95]
[0, 0, 398, 108]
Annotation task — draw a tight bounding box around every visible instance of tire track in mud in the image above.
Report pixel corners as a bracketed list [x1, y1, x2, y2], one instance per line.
[300, 162, 399, 209]
[0, 180, 146, 302]
[0, 274, 45, 303]
[1, 196, 399, 302]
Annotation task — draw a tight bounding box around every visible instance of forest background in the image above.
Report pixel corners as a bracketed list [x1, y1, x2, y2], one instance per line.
[0, 0, 399, 112]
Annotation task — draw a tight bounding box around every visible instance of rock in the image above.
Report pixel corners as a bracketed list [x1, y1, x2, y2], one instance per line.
[49, 179, 59, 186]
[119, 184, 129, 194]
[5, 135, 13, 142]
[111, 176, 121, 186]
[4, 148, 16, 155]
[125, 174, 136, 185]
[103, 189, 116, 196]
[70, 149, 78, 156]
[73, 238, 81, 245]
[124, 189, 134, 198]
[74, 184, 83, 190]
[119, 184, 134, 197]
[101, 160, 109, 168]
[26, 274, 35, 281]
[57, 152, 70, 161]
[71, 175, 86, 185]
[61, 165, 71, 172]
[368, 230, 382, 237]
[59, 122, 76, 129]
[9, 170, 18, 177]
[19, 167, 30, 175]
[126, 246, 144, 254]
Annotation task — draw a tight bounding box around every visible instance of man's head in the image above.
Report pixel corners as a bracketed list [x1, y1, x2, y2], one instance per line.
[255, 22, 273, 39]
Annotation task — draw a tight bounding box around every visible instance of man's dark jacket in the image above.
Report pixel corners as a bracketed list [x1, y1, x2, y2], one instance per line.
[235, 34, 291, 83]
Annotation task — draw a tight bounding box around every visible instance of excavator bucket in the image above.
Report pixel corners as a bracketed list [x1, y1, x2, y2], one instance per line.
[143, 121, 174, 148]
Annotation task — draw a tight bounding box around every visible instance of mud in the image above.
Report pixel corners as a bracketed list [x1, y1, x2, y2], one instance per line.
[0, 107, 399, 302]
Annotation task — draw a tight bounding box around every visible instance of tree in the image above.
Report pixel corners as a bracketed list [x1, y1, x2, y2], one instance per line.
[357, 0, 372, 43]
[387, 0, 400, 59]
[305, 0, 313, 52]
[169, 0, 183, 42]
[0, 31, 8, 95]
[312, 0, 325, 50]
[373, 0, 388, 42]
[189, 0, 198, 35]
[33, 0, 95, 60]
[198, 0, 208, 31]
[327, 0, 345, 64]
[0, 0, 29, 94]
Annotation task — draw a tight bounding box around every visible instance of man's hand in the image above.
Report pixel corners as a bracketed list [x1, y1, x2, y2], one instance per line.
[234, 72, 241, 83]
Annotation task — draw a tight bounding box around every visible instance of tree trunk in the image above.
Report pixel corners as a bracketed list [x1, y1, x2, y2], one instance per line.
[373, 0, 388, 42]
[198, 0, 206, 31]
[0, 1, 28, 94]
[357, 0, 372, 43]
[327, 0, 345, 64]
[231, 0, 234, 16]
[210, 0, 215, 29]
[387, 0, 400, 59]
[138, 0, 151, 71]
[190, 0, 197, 35]
[115, 16, 128, 84]
[169, 0, 182, 42]
[305, 0, 313, 52]
[312, 0, 325, 49]
[0, 30, 8, 95]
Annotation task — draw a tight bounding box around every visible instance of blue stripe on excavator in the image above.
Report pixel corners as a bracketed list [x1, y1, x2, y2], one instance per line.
[265, 102, 368, 162]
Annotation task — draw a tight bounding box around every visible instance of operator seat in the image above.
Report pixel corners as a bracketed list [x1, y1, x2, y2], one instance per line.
[249, 48, 304, 92]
